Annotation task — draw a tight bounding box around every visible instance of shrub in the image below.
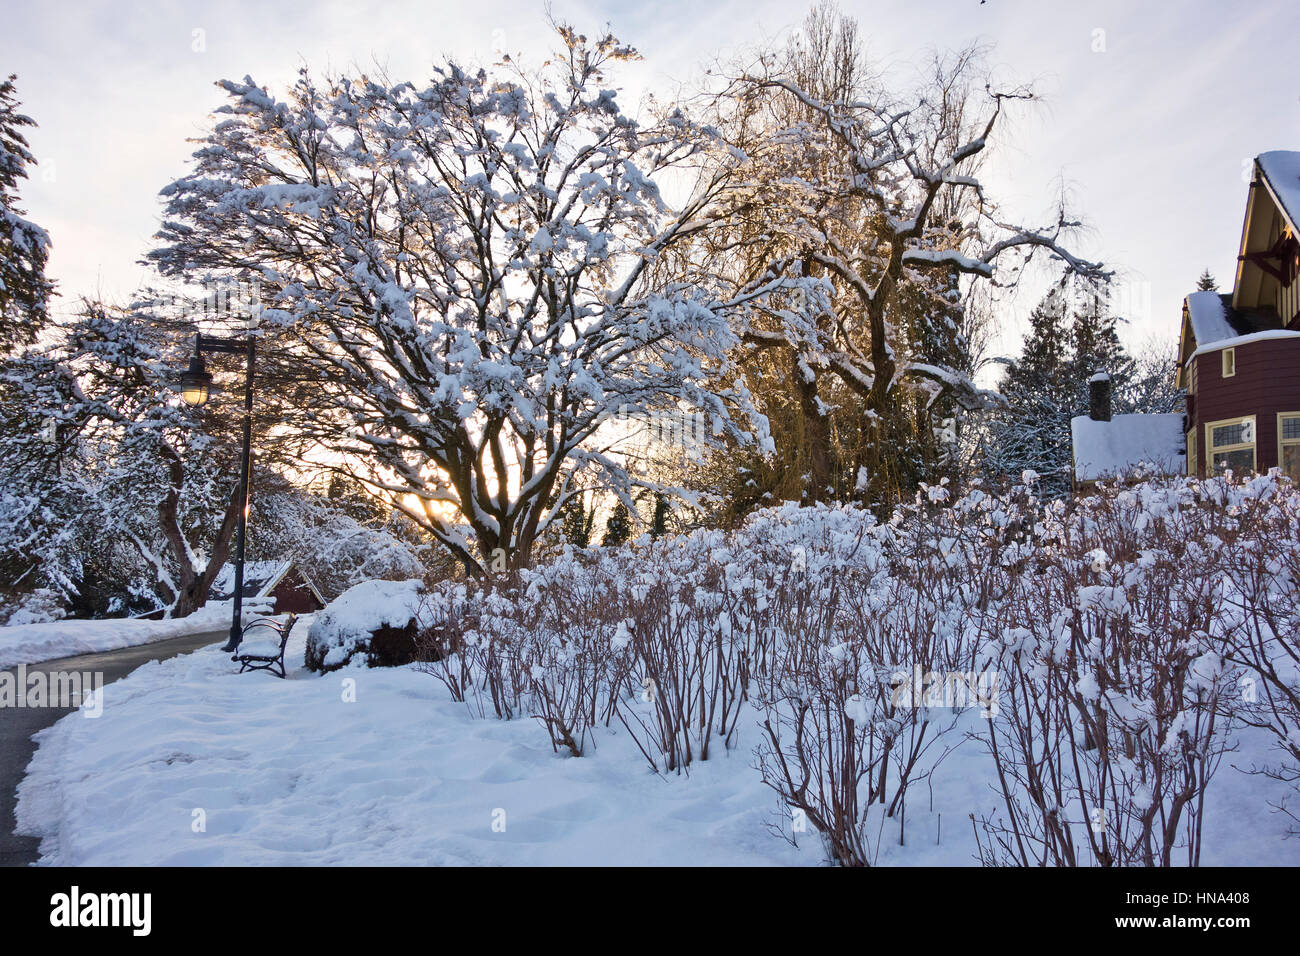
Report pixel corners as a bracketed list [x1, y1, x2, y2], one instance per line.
[304, 578, 427, 673]
[408, 472, 1300, 865]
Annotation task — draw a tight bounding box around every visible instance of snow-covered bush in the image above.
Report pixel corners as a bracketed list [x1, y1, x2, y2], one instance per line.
[304, 579, 428, 673]
[957, 473, 1300, 865]
[1211, 474, 1300, 834]
[414, 472, 1300, 865]
[0, 587, 66, 627]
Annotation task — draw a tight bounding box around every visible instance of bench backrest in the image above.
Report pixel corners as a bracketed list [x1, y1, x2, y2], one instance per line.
[241, 613, 298, 651]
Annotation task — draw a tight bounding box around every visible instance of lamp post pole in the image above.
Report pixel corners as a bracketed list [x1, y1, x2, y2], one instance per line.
[179, 332, 257, 653]
[225, 335, 256, 653]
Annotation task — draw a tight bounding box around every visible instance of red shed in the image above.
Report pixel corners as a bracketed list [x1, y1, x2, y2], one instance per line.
[210, 560, 326, 615]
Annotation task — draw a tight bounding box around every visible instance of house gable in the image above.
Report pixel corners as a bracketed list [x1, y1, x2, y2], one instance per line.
[1233, 152, 1300, 325]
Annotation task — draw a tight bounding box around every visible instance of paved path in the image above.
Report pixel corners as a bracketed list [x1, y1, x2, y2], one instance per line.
[0, 629, 229, 866]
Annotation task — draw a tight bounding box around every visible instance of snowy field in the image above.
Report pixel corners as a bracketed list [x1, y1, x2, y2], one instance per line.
[14, 622, 1297, 866]
[0, 603, 236, 669]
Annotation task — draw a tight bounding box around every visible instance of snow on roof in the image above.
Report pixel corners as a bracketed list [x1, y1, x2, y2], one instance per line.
[1189, 328, 1300, 360]
[1184, 291, 1237, 347]
[210, 560, 292, 600]
[1257, 150, 1300, 232]
[1071, 413, 1185, 483]
[1088, 372, 1110, 383]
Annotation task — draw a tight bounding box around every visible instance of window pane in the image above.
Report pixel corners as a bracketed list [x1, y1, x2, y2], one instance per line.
[1212, 448, 1254, 473]
[1283, 416, 1300, 441]
[1212, 422, 1247, 447]
[1282, 443, 1300, 482]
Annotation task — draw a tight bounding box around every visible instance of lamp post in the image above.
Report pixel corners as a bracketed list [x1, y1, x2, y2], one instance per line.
[178, 332, 256, 653]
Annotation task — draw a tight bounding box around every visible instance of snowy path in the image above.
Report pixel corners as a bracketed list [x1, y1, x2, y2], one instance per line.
[0, 629, 228, 866]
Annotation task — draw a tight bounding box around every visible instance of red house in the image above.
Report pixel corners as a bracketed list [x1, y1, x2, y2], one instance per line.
[1178, 151, 1300, 479]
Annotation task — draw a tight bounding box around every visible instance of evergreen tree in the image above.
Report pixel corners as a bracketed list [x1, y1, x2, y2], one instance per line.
[649, 492, 670, 538]
[987, 285, 1075, 495]
[601, 501, 632, 547]
[0, 76, 52, 352]
[985, 280, 1144, 497]
[560, 490, 595, 548]
[1068, 287, 1137, 404]
[1196, 269, 1218, 292]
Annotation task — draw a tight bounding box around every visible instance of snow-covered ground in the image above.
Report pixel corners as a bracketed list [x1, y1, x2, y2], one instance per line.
[14, 622, 1297, 866]
[0, 602, 238, 669]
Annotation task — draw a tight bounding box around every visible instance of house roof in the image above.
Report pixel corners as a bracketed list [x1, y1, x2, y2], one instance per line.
[1177, 289, 1289, 387]
[1185, 291, 1281, 348]
[1185, 292, 1238, 346]
[1071, 412, 1185, 483]
[1257, 151, 1300, 234]
[210, 560, 324, 603]
[1233, 150, 1300, 312]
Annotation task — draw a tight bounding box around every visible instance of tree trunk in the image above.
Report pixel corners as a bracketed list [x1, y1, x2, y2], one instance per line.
[794, 352, 831, 503]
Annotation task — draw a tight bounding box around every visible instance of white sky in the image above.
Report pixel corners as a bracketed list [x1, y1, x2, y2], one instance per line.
[4, 0, 1298, 366]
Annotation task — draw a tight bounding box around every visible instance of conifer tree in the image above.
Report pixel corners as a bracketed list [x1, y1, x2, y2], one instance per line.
[601, 501, 633, 548]
[0, 76, 52, 352]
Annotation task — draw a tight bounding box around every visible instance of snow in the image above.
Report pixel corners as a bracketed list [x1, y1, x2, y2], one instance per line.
[14, 618, 1296, 866]
[1184, 290, 1237, 347]
[14, 476, 1300, 867]
[1257, 150, 1300, 231]
[1188, 327, 1300, 360]
[209, 560, 290, 600]
[0, 603, 235, 669]
[1071, 412, 1185, 482]
[15, 627, 814, 866]
[305, 579, 425, 671]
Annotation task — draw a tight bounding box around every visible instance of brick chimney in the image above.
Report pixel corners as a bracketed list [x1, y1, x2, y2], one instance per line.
[1088, 372, 1112, 422]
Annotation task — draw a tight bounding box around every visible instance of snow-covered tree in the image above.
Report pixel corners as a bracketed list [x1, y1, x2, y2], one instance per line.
[0, 76, 52, 352]
[250, 482, 430, 598]
[600, 500, 632, 547]
[0, 304, 250, 616]
[150, 26, 780, 576]
[695, 14, 1108, 507]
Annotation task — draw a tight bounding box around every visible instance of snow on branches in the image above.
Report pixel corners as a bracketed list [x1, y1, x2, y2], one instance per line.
[724, 50, 1109, 424]
[151, 28, 780, 576]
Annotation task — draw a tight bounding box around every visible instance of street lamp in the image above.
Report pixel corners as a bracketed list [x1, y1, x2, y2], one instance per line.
[177, 332, 257, 654]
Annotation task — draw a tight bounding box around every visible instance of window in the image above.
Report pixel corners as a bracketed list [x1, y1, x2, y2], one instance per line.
[1186, 428, 1197, 477]
[1206, 415, 1255, 474]
[1222, 348, 1236, 378]
[1280, 412, 1300, 481]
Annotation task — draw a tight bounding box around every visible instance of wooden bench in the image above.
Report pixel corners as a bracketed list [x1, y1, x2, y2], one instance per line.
[232, 614, 298, 679]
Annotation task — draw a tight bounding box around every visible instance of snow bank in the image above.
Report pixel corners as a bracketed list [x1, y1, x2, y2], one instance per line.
[16, 475, 1300, 866]
[0, 602, 237, 669]
[304, 579, 426, 672]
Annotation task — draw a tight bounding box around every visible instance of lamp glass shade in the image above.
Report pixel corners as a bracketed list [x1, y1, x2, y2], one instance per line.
[181, 382, 210, 406]
[179, 355, 213, 406]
